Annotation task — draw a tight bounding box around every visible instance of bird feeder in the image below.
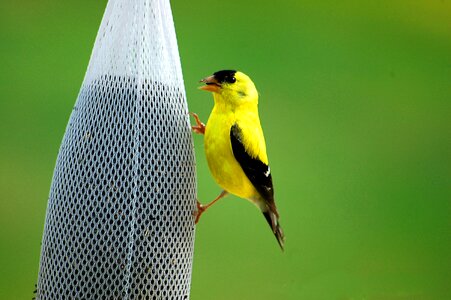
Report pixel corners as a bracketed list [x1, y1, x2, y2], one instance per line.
[36, 0, 196, 298]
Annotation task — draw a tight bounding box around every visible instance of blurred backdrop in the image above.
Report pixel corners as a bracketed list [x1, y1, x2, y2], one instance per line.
[1, 0, 450, 299]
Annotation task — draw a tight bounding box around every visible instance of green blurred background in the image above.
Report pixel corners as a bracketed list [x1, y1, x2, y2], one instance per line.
[1, 0, 450, 299]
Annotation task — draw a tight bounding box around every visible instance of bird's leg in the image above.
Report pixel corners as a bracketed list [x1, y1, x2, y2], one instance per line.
[189, 112, 206, 135]
[195, 190, 228, 224]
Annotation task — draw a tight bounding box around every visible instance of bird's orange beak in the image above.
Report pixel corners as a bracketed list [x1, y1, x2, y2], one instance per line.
[199, 75, 221, 93]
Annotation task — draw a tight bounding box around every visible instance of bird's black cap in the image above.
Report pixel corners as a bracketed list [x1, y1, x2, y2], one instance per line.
[213, 70, 237, 84]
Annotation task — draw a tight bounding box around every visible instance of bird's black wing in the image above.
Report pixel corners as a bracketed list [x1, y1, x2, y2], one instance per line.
[230, 123, 274, 203]
[231, 123, 284, 250]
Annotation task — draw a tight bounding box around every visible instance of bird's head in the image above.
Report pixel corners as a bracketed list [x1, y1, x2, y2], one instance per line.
[199, 70, 258, 105]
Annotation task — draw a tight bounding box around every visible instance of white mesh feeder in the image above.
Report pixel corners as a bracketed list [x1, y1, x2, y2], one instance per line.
[36, 0, 196, 299]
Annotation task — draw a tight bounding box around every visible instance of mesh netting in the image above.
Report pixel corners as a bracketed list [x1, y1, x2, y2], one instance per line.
[36, 0, 196, 299]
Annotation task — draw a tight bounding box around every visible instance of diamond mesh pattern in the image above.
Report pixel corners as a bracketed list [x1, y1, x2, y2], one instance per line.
[37, 1, 196, 299]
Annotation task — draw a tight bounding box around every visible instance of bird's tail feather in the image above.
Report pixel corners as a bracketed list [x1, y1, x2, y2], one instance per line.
[263, 209, 285, 251]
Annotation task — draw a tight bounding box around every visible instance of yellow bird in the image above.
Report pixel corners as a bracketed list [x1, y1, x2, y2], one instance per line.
[191, 70, 285, 250]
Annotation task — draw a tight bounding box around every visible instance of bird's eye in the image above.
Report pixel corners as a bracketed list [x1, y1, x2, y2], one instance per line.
[228, 76, 236, 83]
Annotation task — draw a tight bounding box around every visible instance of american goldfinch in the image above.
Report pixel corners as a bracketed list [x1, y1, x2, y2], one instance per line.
[191, 70, 285, 250]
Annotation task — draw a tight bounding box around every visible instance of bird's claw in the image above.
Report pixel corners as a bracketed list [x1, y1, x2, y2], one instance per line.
[195, 200, 206, 224]
[194, 191, 227, 224]
[189, 112, 206, 135]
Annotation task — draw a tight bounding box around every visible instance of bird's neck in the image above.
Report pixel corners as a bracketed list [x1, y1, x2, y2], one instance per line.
[212, 93, 258, 114]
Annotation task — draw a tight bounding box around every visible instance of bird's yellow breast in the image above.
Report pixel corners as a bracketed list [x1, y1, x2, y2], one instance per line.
[204, 106, 260, 201]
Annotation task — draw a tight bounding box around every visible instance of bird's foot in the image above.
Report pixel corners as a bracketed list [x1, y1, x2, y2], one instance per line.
[194, 191, 228, 224]
[195, 200, 206, 224]
[189, 112, 206, 135]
